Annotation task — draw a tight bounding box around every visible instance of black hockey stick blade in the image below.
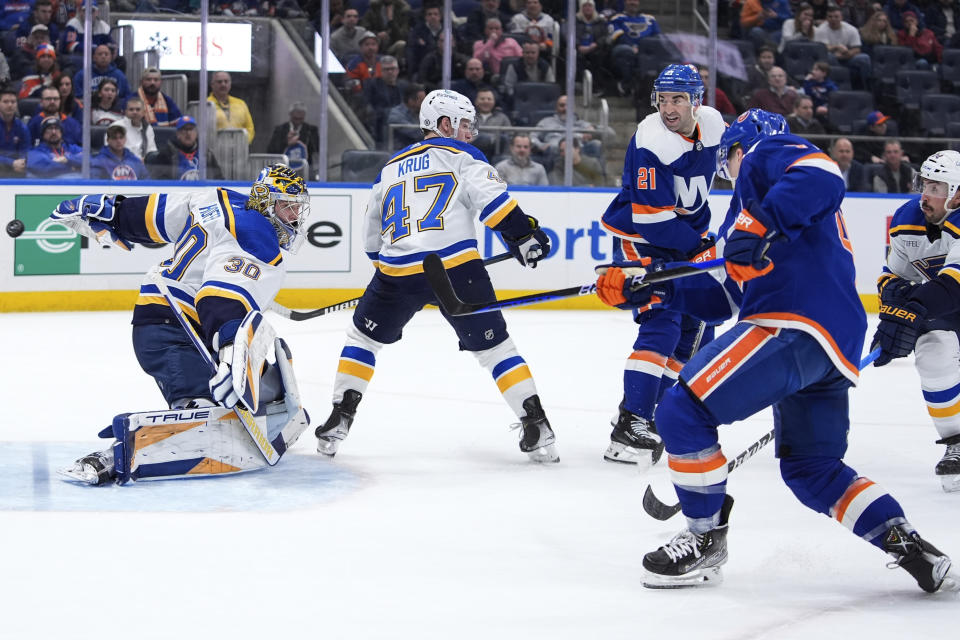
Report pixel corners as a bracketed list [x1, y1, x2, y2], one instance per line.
[643, 485, 682, 521]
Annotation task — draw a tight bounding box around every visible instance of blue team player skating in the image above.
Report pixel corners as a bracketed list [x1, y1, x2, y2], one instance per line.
[55, 165, 312, 484]
[596, 109, 960, 592]
[598, 63, 726, 467]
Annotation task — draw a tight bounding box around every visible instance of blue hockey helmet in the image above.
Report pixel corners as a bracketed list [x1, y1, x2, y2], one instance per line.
[650, 64, 704, 108]
[716, 109, 789, 180]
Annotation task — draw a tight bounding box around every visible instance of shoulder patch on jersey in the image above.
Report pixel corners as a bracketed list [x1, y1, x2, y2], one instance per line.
[233, 204, 284, 265]
[695, 106, 726, 147]
[634, 112, 693, 165]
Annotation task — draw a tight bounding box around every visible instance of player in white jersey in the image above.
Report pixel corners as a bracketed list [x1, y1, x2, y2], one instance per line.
[54, 164, 312, 484]
[316, 89, 559, 463]
[871, 150, 960, 492]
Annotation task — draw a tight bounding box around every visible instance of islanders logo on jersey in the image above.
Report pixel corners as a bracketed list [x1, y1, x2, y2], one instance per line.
[111, 164, 138, 181]
[673, 175, 710, 214]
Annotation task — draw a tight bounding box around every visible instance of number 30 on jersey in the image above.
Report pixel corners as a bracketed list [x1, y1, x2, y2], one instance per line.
[381, 172, 458, 243]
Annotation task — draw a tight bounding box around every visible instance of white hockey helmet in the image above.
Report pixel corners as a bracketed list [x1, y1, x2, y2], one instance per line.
[419, 89, 478, 138]
[918, 150, 960, 215]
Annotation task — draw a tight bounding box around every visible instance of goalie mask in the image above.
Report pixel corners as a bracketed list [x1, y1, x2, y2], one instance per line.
[248, 164, 311, 253]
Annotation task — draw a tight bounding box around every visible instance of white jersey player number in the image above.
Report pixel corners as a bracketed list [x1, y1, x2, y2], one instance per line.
[380, 172, 459, 244]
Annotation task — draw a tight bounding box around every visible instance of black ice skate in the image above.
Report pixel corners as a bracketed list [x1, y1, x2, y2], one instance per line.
[315, 390, 362, 457]
[604, 403, 664, 469]
[642, 494, 734, 589]
[516, 395, 559, 463]
[935, 435, 960, 493]
[57, 450, 115, 486]
[883, 525, 960, 593]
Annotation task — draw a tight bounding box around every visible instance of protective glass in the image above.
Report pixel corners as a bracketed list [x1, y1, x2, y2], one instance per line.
[915, 177, 950, 199]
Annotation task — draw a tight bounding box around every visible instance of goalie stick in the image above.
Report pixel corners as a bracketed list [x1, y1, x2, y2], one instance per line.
[269, 251, 515, 321]
[423, 253, 726, 316]
[641, 347, 883, 520]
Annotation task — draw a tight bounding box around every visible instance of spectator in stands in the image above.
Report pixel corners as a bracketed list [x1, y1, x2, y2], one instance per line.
[361, 0, 412, 60]
[346, 32, 383, 92]
[608, 0, 661, 96]
[74, 44, 130, 100]
[91, 122, 150, 180]
[575, 0, 609, 87]
[697, 66, 737, 115]
[361, 55, 405, 144]
[407, 3, 443, 76]
[548, 137, 605, 186]
[15, 0, 60, 48]
[267, 101, 320, 173]
[0, 51, 10, 90]
[495, 133, 548, 185]
[746, 45, 777, 95]
[207, 70, 255, 143]
[502, 41, 555, 97]
[330, 7, 365, 64]
[90, 78, 123, 126]
[856, 110, 900, 164]
[473, 18, 523, 79]
[779, 3, 817, 52]
[115, 97, 157, 161]
[148, 116, 223, 181]
[451, 58, 491, 104]
[472, 87, 511, 159]
[802, 60, 836, 117]
[0, 89, 29, 178]
[138, 67, 182, 128]
[748, 66, 799, 115]
[925, 0, 960, 45]
[740, 0, 793, 48]
[814, 5, 873, 90]
[809, 0, 832, 23]
[61, 1, 114, 56]
[508, 0, 556, 56]
[465, 0, 514, 44]
[386, 83, 425, 149]
[418, 31, 470, 90]
[897, 10, 943, 65]
[18, 44, 60, 100]
[57, 74, 83, 121]
[28, 86, 81, 146]
[0, 0, 33, 31]
[830, 137, 871, 192]
[859, 7, 899, 53]
[787, 95, 826, 133]
[885, 0, 925, 30]
[531, 94, 599, 155]
[10, 24, 53, 80]
[873, 139, 916, 192]
[26, 117, 82, 178]
[843, 0, 877, 28]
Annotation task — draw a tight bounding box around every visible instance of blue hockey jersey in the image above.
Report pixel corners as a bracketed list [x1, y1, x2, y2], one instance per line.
[601, 106, 726, 256]
[607, 12, 660, 46]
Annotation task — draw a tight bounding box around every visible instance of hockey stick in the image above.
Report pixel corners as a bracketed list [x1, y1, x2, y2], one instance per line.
[641, 346, 883, 520]
[146, 270, 282, 465]
[269, 251, 515, 321]
[424, 253, 727, 316]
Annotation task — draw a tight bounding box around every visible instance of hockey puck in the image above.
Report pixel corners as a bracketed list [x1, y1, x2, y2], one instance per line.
[6, 219, 24, 238]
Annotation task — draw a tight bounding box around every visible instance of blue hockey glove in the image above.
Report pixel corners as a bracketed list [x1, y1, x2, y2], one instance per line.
[595, 260, 671, 311]
[723, 202, 783, 284]
[870, 300, 927, 367]
[51, 194, 118, 222]
[877, 274, 918, 306]
[505, 216, 550, 268]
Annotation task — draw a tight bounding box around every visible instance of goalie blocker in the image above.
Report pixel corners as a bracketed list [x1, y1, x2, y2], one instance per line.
[60, 322, 310, 485]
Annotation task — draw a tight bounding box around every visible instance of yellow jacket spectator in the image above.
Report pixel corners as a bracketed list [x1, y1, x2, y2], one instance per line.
[207, 71, 255, 143]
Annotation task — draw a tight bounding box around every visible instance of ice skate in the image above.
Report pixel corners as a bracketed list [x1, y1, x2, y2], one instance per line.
[515, 395, 559, 463]
[935, 435, 960, 493]
[604, 404, 664, 469]
[884, 525, 960, 593]
[642, 494, 734, 589]
[315, 390, 361, 457]
[57, 449, 115, 486]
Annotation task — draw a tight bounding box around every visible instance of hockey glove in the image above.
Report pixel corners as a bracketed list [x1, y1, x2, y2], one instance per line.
[505, 216, 550, 268]
[870, 300, 927, 367]
[52, 194, 119, 222]
[595, 260, 671, 311]
[877, 274, 918, 306]
[209, 340, 240, 408]
[723, 202, 783, 284]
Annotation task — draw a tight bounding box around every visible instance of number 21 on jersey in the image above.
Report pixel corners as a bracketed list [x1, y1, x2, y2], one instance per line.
[381, 172, 458, 243]
[636, 167, 656, 190]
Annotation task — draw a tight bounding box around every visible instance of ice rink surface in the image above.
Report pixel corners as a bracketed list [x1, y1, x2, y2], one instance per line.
[2, 308, 957, 639]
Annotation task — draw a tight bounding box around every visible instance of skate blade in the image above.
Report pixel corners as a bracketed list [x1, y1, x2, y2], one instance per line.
[527, 443, 559, 464]
[939, 474, 960, 493]
[934, 558, 960, 593]
[642, 565, 724, 589]
[56, 466, 101, 485]
[603, 442, 663, 471]
[316, 438, 340, 457]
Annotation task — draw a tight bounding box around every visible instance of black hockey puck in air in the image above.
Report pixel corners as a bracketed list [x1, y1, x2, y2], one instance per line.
[6, 219, 25, 238]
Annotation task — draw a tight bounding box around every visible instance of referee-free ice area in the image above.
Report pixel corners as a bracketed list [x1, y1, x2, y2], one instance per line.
[2, 308, 957, 639]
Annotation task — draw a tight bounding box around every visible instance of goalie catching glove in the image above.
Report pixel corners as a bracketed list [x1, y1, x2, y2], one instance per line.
[723, 201, 783, 284]
[50, 194, 131, 250]
[870, 300, 927, 367]
[595, 258, 671, 312]
[504, 216, 550, 268]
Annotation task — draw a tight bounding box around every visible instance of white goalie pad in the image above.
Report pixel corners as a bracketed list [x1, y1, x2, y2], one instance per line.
[230, 310, 278, 414]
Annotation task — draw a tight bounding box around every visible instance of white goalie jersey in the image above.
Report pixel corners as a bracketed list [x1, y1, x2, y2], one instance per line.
[364, 138, 519, 277]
